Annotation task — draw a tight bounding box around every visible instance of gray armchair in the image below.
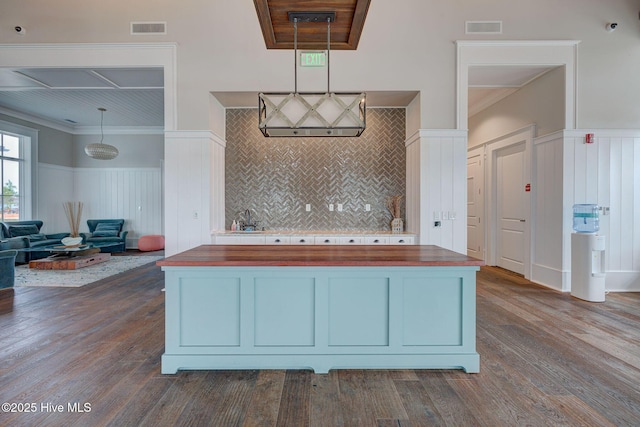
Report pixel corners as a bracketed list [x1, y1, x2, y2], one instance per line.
[0, 250, 18, 289]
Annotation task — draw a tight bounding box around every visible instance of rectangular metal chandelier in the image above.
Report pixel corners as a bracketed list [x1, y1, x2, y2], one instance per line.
[258, 11, 366, 137]
[258, 91, 366, 137]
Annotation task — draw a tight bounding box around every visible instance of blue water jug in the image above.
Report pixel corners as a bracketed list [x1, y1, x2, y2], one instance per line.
[573, 204, 599, 233]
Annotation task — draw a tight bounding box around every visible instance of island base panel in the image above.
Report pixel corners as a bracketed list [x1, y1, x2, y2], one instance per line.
[161, 353, 480, 374]
[162, 263, 480, 375]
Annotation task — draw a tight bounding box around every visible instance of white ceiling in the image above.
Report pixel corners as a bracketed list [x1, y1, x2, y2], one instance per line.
[0, 65, 556, 132]
[468, 65, 557, 117]
[0, 67, 164, 132]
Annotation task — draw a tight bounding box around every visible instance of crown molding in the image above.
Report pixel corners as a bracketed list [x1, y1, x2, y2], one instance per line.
[0, 106, 74, 133]
[455, 40, 581, 47]
[0, 106, 163, 135]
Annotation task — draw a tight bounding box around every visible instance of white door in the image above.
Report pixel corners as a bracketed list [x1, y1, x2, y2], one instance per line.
[496, 142, 527, 274]
[467, 147, 484, 260]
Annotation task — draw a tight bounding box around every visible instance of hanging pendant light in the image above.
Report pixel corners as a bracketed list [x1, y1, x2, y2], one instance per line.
[259, 12, 366, 137]
[85, 107, 119, 160]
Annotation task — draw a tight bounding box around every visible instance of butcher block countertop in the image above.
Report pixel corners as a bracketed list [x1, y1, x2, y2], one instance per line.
[157, 244, 485, 267]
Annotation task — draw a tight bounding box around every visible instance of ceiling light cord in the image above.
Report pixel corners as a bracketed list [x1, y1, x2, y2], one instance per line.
[327, 17, 331, 94]
[294, 17, 298, 94]
[257, 11, 365, 137]
[99, 107, 105, 144]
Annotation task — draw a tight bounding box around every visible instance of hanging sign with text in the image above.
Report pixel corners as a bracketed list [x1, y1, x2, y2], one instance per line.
[300, 51, 326, 67]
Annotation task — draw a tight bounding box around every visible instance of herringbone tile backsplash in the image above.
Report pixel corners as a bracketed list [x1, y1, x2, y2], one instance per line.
[225, 108, 406, 231]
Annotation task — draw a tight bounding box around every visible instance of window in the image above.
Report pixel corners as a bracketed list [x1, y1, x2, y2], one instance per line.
[1, 131, 23, 221]
[0, 121, 36, 222]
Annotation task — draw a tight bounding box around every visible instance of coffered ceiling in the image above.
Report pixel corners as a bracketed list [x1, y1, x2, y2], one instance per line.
[0, 67, 164, 132]
[253, 0, 371, 50]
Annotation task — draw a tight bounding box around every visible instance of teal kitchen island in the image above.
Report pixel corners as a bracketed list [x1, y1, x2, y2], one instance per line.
[158, 244, 484, 374]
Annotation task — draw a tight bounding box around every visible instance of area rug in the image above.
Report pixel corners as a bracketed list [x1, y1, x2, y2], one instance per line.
[14, 256, 164, 288]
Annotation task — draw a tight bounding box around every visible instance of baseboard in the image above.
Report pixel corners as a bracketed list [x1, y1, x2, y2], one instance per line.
[604, 271, 640, 292]
[126, 237, 139, 250]
[531, 263, 567, 292]
[532, 265, 640, 293]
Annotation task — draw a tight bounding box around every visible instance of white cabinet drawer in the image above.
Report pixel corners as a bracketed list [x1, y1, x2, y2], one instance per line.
[291, 236, 314, 245]
[314, 236, 338, 245]
[215, 235, 266, 245]
[338, 236, 363, 245]
[389, 236, 414, 245]
[266, 236, 291, 244]
[364, 236, 389, 244]
[213, 233, 415, 245]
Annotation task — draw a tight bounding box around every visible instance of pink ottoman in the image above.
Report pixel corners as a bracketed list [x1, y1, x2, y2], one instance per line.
[138, 235, 165, 252]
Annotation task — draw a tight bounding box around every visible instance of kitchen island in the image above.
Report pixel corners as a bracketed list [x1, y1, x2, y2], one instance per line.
[158, 245, 484, 374]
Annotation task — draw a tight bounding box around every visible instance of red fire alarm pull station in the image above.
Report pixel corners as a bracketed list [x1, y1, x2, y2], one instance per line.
[585, 133, 595, 144]
[525, 183, 531, 192]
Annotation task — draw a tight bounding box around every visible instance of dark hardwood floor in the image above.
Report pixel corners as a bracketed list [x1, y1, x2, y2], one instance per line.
[1, 260, 639, 426]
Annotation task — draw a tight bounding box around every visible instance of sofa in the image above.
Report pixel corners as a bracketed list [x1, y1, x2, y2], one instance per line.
[0, 250, 18, 289]
[0, 220, 69, 263]
[82, 219, 127, 253]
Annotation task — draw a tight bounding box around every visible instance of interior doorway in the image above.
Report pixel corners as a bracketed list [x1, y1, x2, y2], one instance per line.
[473, 125, 533, 277]
[495, 141, 527, 274]
[457, 41, 578, 279]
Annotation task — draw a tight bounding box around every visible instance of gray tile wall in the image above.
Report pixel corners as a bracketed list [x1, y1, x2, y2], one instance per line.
[225, 108, 406, 231]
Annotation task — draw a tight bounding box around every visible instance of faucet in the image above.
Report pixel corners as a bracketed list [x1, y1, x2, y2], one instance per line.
[239, 209, 260, 231]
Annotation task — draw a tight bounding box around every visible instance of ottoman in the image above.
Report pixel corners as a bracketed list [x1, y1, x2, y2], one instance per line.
[138, 235, 165, 252]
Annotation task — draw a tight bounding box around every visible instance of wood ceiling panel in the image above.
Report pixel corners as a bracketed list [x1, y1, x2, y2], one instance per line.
[253, 0, 370, 50]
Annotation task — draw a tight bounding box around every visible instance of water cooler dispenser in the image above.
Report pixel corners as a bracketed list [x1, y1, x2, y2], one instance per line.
[571, 204, 606, 302]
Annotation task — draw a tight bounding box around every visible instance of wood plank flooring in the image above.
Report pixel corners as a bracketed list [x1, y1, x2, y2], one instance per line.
[1, 262, 639, 426]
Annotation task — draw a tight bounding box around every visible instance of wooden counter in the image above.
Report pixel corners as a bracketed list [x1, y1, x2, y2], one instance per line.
[159, 245, 483, 374]
[158, 244, 484, 267]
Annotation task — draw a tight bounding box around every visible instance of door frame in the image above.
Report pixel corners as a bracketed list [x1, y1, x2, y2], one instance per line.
[486, 125, 535, 278]
[0, 43, 176, 239]
[456, 40, 578, 280]
[466, 145, 485, 260]
[455, 40, 579, 131]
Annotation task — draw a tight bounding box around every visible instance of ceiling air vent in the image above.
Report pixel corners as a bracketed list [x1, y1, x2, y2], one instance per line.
[130, 21, 167, 35]
[465, 21, 502, 34]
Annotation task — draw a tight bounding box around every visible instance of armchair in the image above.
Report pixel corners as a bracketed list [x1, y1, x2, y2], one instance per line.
[82, 219, 128, 253]
[0, 250, 18, 289]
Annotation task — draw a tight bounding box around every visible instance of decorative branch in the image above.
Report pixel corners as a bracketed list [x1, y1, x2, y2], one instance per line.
[63, 201, 83, 237]
[386, 195, 402, 219]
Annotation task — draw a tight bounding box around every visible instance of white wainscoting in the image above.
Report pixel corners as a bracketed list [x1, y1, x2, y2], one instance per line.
[37, 164, 75, 234]
[164, 130, 225, 257]
[406, 130, 467, 254]
[209, 133, 226, 233]
[564, 130, 640, 292]
[37, 163, 163, 249]
[532, 131, 567, 291]
[74, 167, 163, 248]
[469, 128, 640, 293]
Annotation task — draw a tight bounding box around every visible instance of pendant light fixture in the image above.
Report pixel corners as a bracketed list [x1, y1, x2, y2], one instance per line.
[258, 11, 366, 137]
[85, 107, 119, 160]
